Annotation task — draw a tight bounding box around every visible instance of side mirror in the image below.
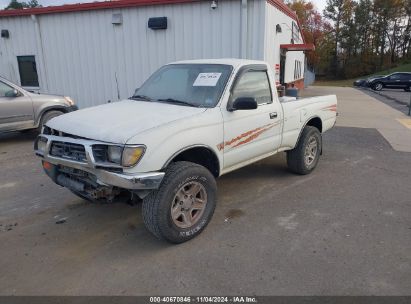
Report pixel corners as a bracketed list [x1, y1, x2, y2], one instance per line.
[5, 89, 19, 98]
[230, 97, 258, 111]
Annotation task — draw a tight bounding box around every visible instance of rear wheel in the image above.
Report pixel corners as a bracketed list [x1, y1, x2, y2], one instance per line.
[287, 126, 322, 175]
[373, 82, 383, 91]
[37, 110, 64, 133]
[142, 161, 217, 243]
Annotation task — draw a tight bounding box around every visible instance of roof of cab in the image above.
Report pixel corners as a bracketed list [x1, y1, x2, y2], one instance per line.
[170, 58, 267, 68]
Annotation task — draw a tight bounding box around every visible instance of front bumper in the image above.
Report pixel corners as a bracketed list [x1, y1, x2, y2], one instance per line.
[34, 134, 164, 190]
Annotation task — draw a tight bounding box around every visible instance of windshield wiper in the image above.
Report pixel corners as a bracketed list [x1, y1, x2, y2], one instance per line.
[158, 98, 199, 108]
[129, 95, 153, 101]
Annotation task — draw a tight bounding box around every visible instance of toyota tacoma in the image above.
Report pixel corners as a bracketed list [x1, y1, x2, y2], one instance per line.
[34, 59, 337, 243]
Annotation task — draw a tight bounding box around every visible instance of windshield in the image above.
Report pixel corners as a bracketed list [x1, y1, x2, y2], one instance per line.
[132, 64, 233, 108]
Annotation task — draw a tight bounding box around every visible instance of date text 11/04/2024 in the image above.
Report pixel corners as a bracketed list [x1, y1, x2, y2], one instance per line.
[149, 296, 258, 303]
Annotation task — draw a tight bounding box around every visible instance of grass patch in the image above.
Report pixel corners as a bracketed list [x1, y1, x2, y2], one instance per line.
[314, 63, 411, 87]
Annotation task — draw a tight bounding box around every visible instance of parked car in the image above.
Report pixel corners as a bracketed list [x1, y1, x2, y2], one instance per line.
[34, 59, 337, 243]
[0, 76, 77, 133]
[353, 79, 366, 87]
[353, 76, 383, 87]
[367, 72, 411, 91]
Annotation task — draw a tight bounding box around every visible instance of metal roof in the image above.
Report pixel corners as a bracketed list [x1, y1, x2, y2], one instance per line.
[0, 0, 299, 22]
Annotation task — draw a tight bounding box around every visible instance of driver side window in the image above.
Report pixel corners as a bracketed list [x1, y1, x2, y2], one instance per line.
[0, 81, 14, 97]
[232, 70, 272, 105]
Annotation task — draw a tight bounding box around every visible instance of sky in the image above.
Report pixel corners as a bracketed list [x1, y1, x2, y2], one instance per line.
[0, 0, 329, 12]
[0, 0, 104, 9]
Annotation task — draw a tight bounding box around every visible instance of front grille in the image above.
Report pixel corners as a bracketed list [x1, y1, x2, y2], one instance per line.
[43, 126, 89, 140]
[50, 141, 87, 162]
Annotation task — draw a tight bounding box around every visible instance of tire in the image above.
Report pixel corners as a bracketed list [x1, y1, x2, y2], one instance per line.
[287, 126, 322, 175]
[142, 161, 217, 243]
[405, 86, 411, 92]
[37, 110, 64, 133]
[373, 82, 383, 91]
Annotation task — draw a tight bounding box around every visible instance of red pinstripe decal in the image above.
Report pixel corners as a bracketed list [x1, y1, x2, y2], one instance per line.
[217, 121, 281, 151]
[322, 104, 337, 112]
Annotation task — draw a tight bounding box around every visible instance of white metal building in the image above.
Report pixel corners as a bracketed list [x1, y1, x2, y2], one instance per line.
[0, 0, 313, 109]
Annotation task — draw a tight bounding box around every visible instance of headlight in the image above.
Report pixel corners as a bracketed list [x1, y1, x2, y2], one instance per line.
[64, 96, 75, 106]
[122, 146, 145, 167]
[36, 137, 48, 154]
[106, 145, 145, 167]
[107, 145, 123, 164]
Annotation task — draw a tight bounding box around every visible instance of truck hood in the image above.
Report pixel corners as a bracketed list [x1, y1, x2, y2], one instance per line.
[46, 100, 206, 144]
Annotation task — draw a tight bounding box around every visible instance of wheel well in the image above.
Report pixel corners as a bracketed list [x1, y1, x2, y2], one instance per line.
[306, 117, 322, 133]
[168, 147, 220, 177]
[37, 107, 67, 124]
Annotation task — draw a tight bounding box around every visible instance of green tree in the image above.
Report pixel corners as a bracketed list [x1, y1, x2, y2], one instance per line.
[323, 0, 355, 77]
[5, 0, 41, 9]
[26, 0, 41, 8]
[5, 0, 25, 9]
[287, 0, 332, 70]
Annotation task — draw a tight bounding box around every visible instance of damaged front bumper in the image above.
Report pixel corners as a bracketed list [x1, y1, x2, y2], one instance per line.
[34, 134, 164, 191]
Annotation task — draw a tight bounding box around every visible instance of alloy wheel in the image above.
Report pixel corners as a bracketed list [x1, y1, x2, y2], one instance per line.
[171, 181, 208, 229]
[304, 136, 318, 167]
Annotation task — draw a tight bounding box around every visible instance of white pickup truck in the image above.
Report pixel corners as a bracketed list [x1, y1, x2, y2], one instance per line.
[35, 59, 337, 243]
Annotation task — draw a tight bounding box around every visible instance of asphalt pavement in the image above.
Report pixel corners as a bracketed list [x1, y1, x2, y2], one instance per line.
[0, 88, 411, 296]
[358, 88, 411, 116]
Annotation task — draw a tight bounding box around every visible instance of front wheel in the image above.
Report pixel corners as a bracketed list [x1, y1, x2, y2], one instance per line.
[373, 82, 383, 91]
[142, 161, 217, 243]
[37, 110, 64, 133]
[287, 126, 322, 175]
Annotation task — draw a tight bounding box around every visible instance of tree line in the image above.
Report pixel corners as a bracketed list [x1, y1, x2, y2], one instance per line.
[287, 0, 411, 79]
[4, 0, 41, 10]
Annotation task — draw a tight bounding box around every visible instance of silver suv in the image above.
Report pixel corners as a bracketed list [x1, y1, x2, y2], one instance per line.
[0, 76, 78, 133]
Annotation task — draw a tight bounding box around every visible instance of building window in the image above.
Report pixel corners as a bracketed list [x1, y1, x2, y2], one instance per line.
[17, 56, 39, 87]
[291, 22, 300, 44]
[294, 60, 302, 80]
[294, 61, 297, 79]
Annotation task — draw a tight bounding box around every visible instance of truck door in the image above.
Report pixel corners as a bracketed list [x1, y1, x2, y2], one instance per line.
[221, 65, 282, 169]
[0, 80, 34, 131]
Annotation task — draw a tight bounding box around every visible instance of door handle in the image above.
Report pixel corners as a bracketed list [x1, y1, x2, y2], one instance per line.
[269, 112, 278, 119]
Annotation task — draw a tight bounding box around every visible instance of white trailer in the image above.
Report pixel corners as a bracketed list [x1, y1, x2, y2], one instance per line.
[0, 0, 314, 109]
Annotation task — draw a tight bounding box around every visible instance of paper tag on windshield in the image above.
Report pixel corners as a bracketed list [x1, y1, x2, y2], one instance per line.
[193, 73, 222, 87]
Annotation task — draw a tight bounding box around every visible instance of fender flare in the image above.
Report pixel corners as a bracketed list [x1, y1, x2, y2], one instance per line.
[293, 116, 323, 150]
[161, 144, 221, 175]
[35, 105, 69, 126]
